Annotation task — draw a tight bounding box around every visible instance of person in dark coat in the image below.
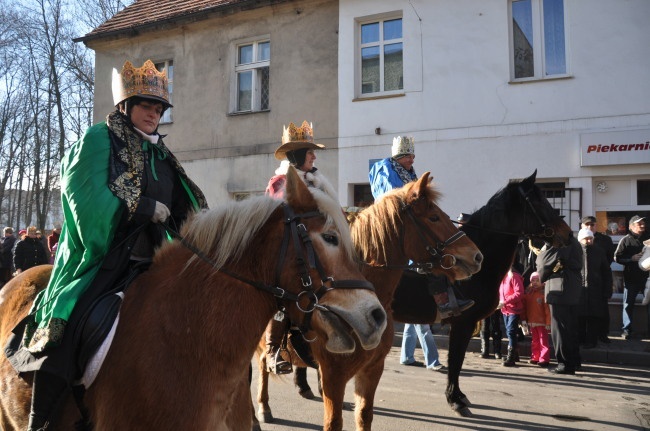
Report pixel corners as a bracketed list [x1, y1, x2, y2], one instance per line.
[0, 226, 17, 284]
[576, 228, 613, 349]
[536, 235, 583, 375]
[615, 215, 649, 340]
[580, 215, 615, 343]
[13, 226, 48, 274]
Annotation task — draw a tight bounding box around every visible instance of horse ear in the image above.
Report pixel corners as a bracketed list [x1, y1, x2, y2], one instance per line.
[414, 172, 432, 198]
[285, 165, 317, 209]
[521, 170, 537, 188]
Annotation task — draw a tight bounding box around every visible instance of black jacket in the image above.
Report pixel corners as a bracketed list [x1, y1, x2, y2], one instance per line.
[0, 235, 16, 269]
[615, 232, 649, 285]
[13, 237, 48, 271]
[594, 232, 615, 264]
[578, 244, 613, 317]
[536, 236, 583, 306]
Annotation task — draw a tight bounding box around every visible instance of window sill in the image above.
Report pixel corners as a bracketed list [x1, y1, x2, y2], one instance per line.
[352, 93, 405, 102]
[508, 74, 574, 85]
[227, 109, 270, 117]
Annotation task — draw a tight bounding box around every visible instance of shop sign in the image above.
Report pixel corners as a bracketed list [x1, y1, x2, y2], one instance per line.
[580, 129, 650, 166]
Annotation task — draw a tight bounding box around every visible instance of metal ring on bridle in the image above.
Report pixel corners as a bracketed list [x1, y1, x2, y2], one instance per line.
[439, 254, 457, 270]
[296, 290, 319, 313]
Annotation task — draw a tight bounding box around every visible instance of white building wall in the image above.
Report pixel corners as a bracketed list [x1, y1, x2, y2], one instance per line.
[338, 0, 650, 229]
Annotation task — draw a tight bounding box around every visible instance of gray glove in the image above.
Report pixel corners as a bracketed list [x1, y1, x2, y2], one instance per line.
[151, 201, 170, 223]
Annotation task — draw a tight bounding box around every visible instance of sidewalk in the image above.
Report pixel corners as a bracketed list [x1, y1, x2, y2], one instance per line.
[393, 323, 650, 368]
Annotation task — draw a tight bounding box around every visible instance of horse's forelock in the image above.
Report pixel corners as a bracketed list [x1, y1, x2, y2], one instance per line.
[308, 188, 355, 260]
[178, 196, 282, 272]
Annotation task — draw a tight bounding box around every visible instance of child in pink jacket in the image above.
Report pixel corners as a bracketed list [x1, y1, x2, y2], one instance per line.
[521, 272, 552, 367]
[498, 263, 525, 366]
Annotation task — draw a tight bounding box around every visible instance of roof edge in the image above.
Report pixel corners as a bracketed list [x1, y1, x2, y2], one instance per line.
[74, 0, 293, 44]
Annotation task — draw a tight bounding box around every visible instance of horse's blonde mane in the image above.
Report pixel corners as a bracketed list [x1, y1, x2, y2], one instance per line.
[179, 196, 281, 271]
[351, 180, 441, 263]
[175, 187, 355, 272]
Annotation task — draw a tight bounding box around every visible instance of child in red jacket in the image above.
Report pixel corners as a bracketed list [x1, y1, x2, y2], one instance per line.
[521, 272, 552, 367]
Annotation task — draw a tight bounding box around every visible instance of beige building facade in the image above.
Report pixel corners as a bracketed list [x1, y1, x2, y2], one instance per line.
[79, 0, 340, 205]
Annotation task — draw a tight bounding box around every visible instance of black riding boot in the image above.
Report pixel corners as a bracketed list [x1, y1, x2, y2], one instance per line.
[265, 315, 292, 375]
[28, 371, 68, 430]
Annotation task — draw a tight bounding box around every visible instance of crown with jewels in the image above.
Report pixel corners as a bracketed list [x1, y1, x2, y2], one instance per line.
[392, 136, 415, 158]
[274, 121, 324, 160]
[112, 59, 172, 107]
[282, 121, 314, 145]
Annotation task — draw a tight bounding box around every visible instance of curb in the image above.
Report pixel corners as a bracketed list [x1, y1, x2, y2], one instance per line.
[392, 329, 650, 368]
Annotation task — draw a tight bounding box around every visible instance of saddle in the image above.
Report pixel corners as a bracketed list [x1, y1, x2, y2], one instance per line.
[4, 261, 149, 383]
[391, 270, 440, 324]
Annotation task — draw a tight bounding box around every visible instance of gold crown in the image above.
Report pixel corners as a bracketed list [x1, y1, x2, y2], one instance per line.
[282, 121, 314, 145]
[112, 59, 171, 107]
[274, 121, 325, 160]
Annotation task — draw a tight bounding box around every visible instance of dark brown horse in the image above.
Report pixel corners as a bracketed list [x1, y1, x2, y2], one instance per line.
[0, 167, 387, 430]
[391, 170, 572, 417]
[255, 172, 484, 431]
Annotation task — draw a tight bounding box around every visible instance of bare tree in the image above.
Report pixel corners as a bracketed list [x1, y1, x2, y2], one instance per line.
[0, 0, 131, 229]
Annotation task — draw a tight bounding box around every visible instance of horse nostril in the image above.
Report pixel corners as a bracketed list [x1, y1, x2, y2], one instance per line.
[475, 252, 484, 265]
[371, 307, 386, 327]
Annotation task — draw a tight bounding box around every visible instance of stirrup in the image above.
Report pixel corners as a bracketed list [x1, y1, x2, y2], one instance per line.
[438, 298, 474, 319]
[267, 348, 292, 375]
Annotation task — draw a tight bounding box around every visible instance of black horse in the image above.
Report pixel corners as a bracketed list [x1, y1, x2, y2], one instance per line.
[391, 170, 572, 417]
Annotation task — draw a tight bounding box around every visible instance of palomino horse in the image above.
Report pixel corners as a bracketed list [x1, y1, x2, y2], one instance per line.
[391, 170, 572, 417]
[255, 172, 484, 431]
[0, 167, 387, 430]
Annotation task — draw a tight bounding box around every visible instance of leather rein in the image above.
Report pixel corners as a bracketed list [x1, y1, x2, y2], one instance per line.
[161, 203, 374, 335]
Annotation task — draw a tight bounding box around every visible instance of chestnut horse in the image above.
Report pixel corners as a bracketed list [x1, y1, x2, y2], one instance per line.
[0, 167, 387, 430]
[391, 170, 572, 417]
[255, 172, 484, 431]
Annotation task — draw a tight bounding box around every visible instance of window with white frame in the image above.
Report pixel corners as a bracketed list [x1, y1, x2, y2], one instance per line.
[234, 38, 270, 112]
[154, 60, 173, 123]
[510, 0, 567, 80]
[358, 16, 403, 96]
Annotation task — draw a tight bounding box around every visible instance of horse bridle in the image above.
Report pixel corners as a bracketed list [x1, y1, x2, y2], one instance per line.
[162, 203, 374, 336]
[368, 200, 466, 272]
[454, 186, 556, 241]
[517, 185, 556, 239]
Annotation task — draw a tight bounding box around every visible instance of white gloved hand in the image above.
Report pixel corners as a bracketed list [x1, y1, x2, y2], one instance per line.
[151, 201, 170, 223]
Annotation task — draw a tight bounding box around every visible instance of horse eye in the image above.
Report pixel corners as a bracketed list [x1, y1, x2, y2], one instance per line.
[321, 233, 339, 246]
[429, 215, 440, 222]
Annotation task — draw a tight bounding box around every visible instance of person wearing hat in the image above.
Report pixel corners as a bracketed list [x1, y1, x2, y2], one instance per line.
[576, 228, 613, 349]
[614, 215, 649, 340]
[13, 226, 48, 275]
[263, 120, 338, 374]
[369, 136, 474, 319]
[580, 215, 615, 343]
[47, 222, 62, 263]
[0, 227, 16, 284]
[6, 59, 208, 431]
[369, 137, 473, 372]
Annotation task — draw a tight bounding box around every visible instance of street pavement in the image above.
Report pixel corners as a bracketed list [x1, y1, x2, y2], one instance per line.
[250, 334, 650, 431]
